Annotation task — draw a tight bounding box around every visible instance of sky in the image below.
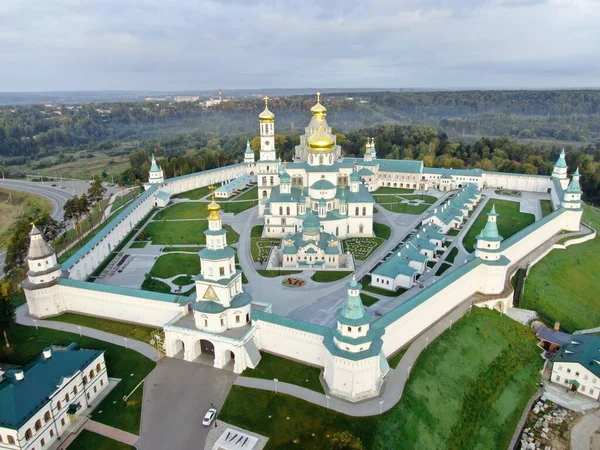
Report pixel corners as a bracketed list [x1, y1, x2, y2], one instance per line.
[0, 0, 599, 91]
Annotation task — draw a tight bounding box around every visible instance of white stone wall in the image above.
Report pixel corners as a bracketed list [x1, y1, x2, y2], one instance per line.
[551, 362, 600, 400]
[483, 173, 552, 192]
[323, 354, 383, 401]
[254, 321, 326, 367]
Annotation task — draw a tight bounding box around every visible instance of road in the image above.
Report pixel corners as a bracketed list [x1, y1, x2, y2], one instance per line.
[0, 179, 121, 277]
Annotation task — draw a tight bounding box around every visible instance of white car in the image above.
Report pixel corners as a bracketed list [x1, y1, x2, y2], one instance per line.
[202, 407, 217, 426]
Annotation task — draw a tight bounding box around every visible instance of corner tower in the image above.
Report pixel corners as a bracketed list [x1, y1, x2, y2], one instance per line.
[475, 205, 503, 261]
[552, 149, 569, 190]
[148, 154, 164, 184]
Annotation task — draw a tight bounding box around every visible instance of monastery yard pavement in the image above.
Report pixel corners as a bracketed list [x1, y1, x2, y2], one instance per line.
[137, 358, 237, 450]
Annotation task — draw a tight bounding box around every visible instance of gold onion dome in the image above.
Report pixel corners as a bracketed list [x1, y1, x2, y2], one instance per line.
[307, 122, 335, 151]
[310, 92, 327, 119]
[207, 197, 221, 220]
[259, 96, 275, 122]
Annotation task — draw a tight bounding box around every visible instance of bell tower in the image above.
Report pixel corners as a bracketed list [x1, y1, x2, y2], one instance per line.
[259, 96, 276, 161]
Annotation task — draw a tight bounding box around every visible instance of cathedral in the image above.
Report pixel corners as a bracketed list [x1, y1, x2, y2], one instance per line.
[256, 94, 376, 239]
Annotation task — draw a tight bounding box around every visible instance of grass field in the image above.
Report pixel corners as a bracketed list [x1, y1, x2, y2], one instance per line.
[141, 277, 172, 294]
[172, 275, 193, 286]
[221, 308, 540, 450]
[155, 202, 210, 220]
[251, 237, 280, 262]
[373, 222, 392, 240]
[378, 201, 433, 214]
[540, 199, 553, 217]
[232, 186, 258, 201]
[310, 271, 352, 283]
[51, 313, 155, 342]
[436, 262, 452, 276]
[144, 220, 244, 245]
[242, 352, 324, 393]
[220, 200, 257, 214]
[68, 430, 135, 450]
[162, 246, 202, 252]
[373, 187, 415, 194]
[149, 253, 200, 278]
[361, 293, 380, 307]
[129, 241, 147, 248]
[0, 324, 155, 435]
[110, 188, 142, 213]
[462, 199, 535, 252]
[0, 188, 51, 249]
[520, 204, 600, 332]
[343, 238, 383, 260]
[251, 225, 264, 238]
[374, 308, 541, 450]
[172, 185, 212, 200]
[446, 247, 458, 264]
[257, 270, 302, 278]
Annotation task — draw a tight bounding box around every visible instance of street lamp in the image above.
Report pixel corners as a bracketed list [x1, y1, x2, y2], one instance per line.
[274, 378, 278, 394]
[326, 395, 330, 409]
[407, 365, 412, 379]
[379, 400, 384, 414]
[425, 336, 429, 347]
[77, 326, 82, 337]
[124, 338, 128, 350]
[33, 319, 38, 330]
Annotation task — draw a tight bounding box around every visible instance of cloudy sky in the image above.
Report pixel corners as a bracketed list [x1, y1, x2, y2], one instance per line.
[0, 0, 598, 91]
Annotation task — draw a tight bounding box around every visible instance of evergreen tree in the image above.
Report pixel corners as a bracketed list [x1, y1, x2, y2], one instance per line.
[0, 282, 15, 348]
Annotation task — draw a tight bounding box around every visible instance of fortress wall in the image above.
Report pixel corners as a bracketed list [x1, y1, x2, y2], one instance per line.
[57, 283, 185, 327]
[501, 212, 566, 263]
[164, 164, 246, 196]
[254, 320, 327, 367]
[483, 173, 552, 192]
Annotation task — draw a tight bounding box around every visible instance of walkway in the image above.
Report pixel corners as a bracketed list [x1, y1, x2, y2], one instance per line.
[571, 408, 600, 450]
[234, 298, 473, 417]
[15, 304, 160, 361]
[84, 420, 139, 446]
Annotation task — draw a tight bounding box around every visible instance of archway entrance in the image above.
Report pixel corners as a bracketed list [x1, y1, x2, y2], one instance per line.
[200, 339, 215, 356]
[173, 339, 185, 359]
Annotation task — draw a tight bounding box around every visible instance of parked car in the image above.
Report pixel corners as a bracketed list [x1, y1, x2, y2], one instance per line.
[202, 407, 217, 426]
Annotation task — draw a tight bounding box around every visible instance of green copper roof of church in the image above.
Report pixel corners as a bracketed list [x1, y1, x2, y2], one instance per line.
[150, 155, 161, 172]
[337, 277, 371, 326]
[0, 346, 104, 429]
[302, 211, 321, 232]
[552, 335, 600, 378]
[566, 168, 581, 194]
[245, 140, 253, 154]
[476, 205, 503, 242]
[280, 171, 291, 183]
[555, 149, 567, 169]
[349, 171, 361, 182]
[311, 179, 336, 190]
[199, 246, 235, 261]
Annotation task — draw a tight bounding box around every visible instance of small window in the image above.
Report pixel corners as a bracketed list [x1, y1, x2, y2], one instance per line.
[100, 379, 104, 386]
[50, 430, 54, 438]
[567, 368, 571, 374]
[347, 326, 351, 332]
[41, 438, 46, 447]
[219, 267, 225, 276]
[35, 420, 42, 431]
[236, 315, 240, 323]
[65, 393, 70, 402]
[220, 318, 224, 326]
[8, 436, 15, 444]
[57, 401, 62, 411]
[358, 327, 362, 332]
[44, 411, 51, 423]
[555, 375, 561, 382]
[576, 371, 580, 376]
[61, 418, 66, 426]
[73, 385, 78, 394]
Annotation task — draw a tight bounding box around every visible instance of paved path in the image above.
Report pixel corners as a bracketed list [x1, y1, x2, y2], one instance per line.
[235, 298, 473, 417]
[571, 408, 600, 450]
[15, 304, 160, 361]
[84, 420, 139, 446]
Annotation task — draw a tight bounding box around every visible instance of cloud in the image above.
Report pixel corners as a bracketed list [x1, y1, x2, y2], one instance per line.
[0, 0, 598, 91]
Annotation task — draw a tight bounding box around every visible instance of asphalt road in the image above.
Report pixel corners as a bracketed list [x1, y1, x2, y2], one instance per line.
[136, 359, 237, 450]
[0, 179, 120, 277]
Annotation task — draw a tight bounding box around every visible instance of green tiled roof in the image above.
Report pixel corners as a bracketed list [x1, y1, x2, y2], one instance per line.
[252, 310, 330, 336]
[424, 167, 483, 177]
[60, 278, 187, 304]
[280, 171, 291, 183]
[376, 159, 423, 174]
[192, 292, 252, 314]
[566, 168, 581, 194]
[0, 346, 103, 429]
[199, 246, 235, 260]
[311, 179, 336, 190]
[553, 335, 600, 378]
[245, 140, 253, 154]
[150, 154, 161, 172]
[555, 149, 567, 169]
[302, 211, 321, 232]
[357, 168, 374, 176]
[349, 171, 361, 182]
[476, 205, 503, 242]
[323, 331, 383, 361]
[155, 190, 170, 202]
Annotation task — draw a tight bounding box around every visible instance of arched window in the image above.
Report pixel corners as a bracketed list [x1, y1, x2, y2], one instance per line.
[25, 429, 33, 440]
[262, 176, 266, 185]
[262, 190, 267, 199]
[355, 207, 359, 216]
[362, 207, 366, 216]
[89, 369, 94, 379]
[44, 411, 51, 423]
[270, 176, 274, 185]
[96, 363, 101, 373]
[359, 223, 364, 233]
[73, 385, 78, 394]
[319, 155, 324, 165]
[35, 420, 42, 431]
[286, 207, 290, 215]
[279, 206, 283, 215]
[8, 436, 15, 444]
[65, 393, 70, 402]
[57, 400, 62, 411]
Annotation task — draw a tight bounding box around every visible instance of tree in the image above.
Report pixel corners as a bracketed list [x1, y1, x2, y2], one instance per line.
[88, 178, 106, 205]
[0, 282, 15, 348]
[329, 431, 365, 450]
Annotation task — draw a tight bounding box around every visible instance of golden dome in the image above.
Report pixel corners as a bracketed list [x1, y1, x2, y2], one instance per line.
[307, 122, 334, 151]
[207, 198, 221, 220]
[259, 96, 275, 122]
[310, 92, 327, 119]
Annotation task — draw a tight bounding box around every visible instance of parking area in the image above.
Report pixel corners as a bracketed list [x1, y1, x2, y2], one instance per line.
[137, 358, 237, 450]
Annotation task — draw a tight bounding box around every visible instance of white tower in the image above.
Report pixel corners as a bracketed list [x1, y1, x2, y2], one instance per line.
[474, 205, 503, 261]
[552, 149, 569, 190]
[244, 140, 255, 164]
[259, 96, 276, 161]
[148, 154, 164, 184]
[562, 167, 582, 210]
[363, 138, 373, 163]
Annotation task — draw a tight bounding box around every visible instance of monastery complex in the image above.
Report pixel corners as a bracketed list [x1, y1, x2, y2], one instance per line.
[20, 94, 586, 403]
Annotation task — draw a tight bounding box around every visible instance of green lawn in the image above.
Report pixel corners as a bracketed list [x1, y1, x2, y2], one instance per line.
[446, 247, 458, 264]
[373, 222, 391, 240]
[462, 200, 535, 252]
[220, 386, 377, 450]
[149, 253, 200, 278]
[361, 293, 380, 307]
[520, 204, 600, 332]
[251, 225, 264, 238]
[172, 185, 212, 200]
[220, 200, 257, 215]
[540, 199, 553, 217]
[379, 202, 433, 214]
[51, 313, 155, 343]
[436, 262, 452, 276]
[110, 188, 142, 212]
[360, 275, 405, 297]
[0, 324, 155, 434]
[68, 430, 135, 450]
[243, 352, 324, 393]
[447, 228, 460, 236]
[144, 221, 241, 245]
[373, 187, 415, 194]
[310, 271, 352, 283]
[251, 237, 280, 262]
[141, 277, 172, 294]
[388, 348, 408, 369]
[257, 270, 302, 278]
[129, 241, 147, 248]
[162, 246, 203, 252]
[155, 202, 209, 220]
[232, 186, 258, 201]
[221, 308, 540, 450]
[374, 308, 541, 450]
[173, 275, 194, 286]
[343, 237, 384, 260]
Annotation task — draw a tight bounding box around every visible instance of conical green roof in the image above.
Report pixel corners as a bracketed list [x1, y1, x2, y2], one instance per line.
[476, 204, 503, 242]
[566, 167, 581, 194]
[339, 276, 369, 324]
[150, 154, 161, 172]
[245, 140, 253, 154]
[555, 149, 567, 169]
